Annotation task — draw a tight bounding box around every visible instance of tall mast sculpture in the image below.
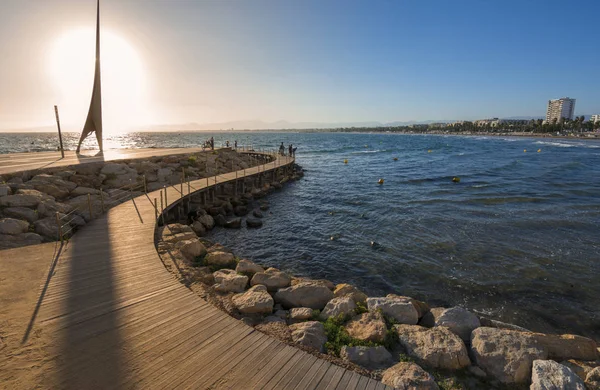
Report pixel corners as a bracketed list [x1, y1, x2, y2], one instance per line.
[77, 0, 103, 153]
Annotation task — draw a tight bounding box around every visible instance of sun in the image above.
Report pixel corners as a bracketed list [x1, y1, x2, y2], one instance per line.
[48, 28, 152, 133]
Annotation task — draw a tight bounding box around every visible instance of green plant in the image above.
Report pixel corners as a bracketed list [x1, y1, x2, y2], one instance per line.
[322, 315, 376, 356]
[187, 155, 198, 166]
[355, 301, 368, 315]
[397, 353, 415, 363]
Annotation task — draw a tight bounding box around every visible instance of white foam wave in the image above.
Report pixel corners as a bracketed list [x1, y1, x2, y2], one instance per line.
[534, 141, 576, 148]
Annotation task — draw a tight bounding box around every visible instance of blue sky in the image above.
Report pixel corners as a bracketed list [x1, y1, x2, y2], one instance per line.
[0, 0, 599, 130]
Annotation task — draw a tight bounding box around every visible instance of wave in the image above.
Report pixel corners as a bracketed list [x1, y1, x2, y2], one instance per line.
[350, 149, 386, 154]
[534, 141, 577, 148]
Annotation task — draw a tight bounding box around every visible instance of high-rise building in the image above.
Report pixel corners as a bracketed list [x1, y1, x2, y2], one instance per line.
[545, 97, 576, 122]
[591, 114, 600, 123]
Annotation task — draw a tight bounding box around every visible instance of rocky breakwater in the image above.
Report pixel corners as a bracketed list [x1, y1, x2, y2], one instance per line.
[0, 149, 270, 250]
[157, 226, 600, 389]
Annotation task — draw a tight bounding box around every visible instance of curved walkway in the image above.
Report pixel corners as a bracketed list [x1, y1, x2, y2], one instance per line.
[1, 152, 388, 389]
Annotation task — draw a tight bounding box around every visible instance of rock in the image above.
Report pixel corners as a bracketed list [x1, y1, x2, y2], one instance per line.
[418, 307, 446, 328]
[234, 205, 248, 216]
[0, 232, 43, 249]
[470, 327, 547, 384]
[224, 218, 242, 229]
[395, 324, 471, 371]
[156, 167, 173, 182]
[235, 259, 264, 275]
[70, 187, 104, 196]
[251, 268, 291, 291]
[190, 221, 206, 236]
[381, 362, 440, 390]
[345, 311, 387, 343]
[530, 360, 586, 390]
[289, 321, 327, 353]
[291, 278, 335, 290]
[530, 333, 598, 361]
[468, 366, 487, 378]
[207, 243, 231, 253]
[101, 163, 138, 187]
[198, 214, 215, 229]
[320, 296, 357, 320]
[259, 204, 269, 211]
[245, 217, 263, 228]
[3, 207, 38, 223]
[160, 224, 197, 243]
[208, 206, 225, 217]
[387, 294, 430, 319]
[214, 214, 226, 227]
[0, 184, 12, 197]
[252, 209, 263, 218]
[289, 308, 314, 321]
[479, 317, 530, 332]
[75, 162, 103, 176]
[367, 296, 419, 325]
[333, 283, 368, 304]
[275, 282, 334, 310]
[340, 346, 394, 370]
[434, 306, 481, 342]
[36, 199, 72, 218]
[0, 194, 43, 208]
[232, 285, 274, 314]
[176, 239, 207, 261]
[213, 269, 248, 293]
[64, 195, 103, 220]
[204, 251, 236, 268]
[34, 217, 60, 239]
[28, 174, 76, 198]
[586, 366, 600, 389]
[263, 315, 286, 324]
[560, 360, 595, 381]
[68, 173, 104, 188]
[0, 218, 30, 235]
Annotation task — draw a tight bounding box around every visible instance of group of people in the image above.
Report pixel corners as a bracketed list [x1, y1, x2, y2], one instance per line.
[204, 137, 241, 150]
[279, 142, 297, 157]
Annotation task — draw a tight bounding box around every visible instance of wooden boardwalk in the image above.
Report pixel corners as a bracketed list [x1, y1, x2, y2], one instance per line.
[0, 151, 388, 389]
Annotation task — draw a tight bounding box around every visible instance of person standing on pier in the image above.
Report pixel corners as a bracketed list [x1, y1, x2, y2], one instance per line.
[288, 144, 293, 157]
[279, 142, 285, 156]
[210, 137, 215, 150]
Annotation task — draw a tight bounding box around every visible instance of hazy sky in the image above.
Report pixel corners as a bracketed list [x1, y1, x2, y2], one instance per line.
[1, 0, 599, 132]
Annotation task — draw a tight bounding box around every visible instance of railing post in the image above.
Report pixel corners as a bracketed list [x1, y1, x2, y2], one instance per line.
[160, 190, 164, 213]
[87, 193, 93, 220]
[100, 186, 105, 212]
[164, 185, 168, 206]
[181, 168, 184, 199]
[154, 198, 158, 221]
[143, 175, 147, 193]
[55, 211, 63, 242]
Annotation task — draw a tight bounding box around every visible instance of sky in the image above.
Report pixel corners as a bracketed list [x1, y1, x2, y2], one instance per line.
[1, 0, 599, 132]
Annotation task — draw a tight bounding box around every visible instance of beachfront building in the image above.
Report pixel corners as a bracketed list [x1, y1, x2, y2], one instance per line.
[474, 118, 498, 127]
[591, 114, 600, 123]
[545, 97, 576, 123]
[490, 119, 529, 127]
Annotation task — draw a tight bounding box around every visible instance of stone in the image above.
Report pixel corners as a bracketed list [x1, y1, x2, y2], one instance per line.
[275, 282, 334, 310]
[381, 362, 440, 390]
[320, 296, 357, 320]
[245, 217, 263, 228]
[75, 162, 103, 176]
[70, 187, 103, 196]
[395, 324, 471, 371]
[160, 224, 197, 243]
[259, 204, 269, 211]
[156, 167, 173, 182]
[214, 214, 227, 227]
[252, 209, 263, 218]
[560, 360, 595, 381]
[198, 214, 215, 229]
[190, 221, 206, 236]
[333, 283, 368, 304]
[340, 346, 394, 370]
[345, 311, 387, 343]
[234, 205, 248, 216]
[367, 296, 419, 325]
[289, 321, 327, 353]
[586, 366, 600, 389]
[3, 207, 38, 223]
[36, 199, 72, 218]
[387, 294, 430, 319]
[101, 163, 138, 187]
[34, 217, 60, 239]
[204, 251, 236, 267]
[232, 285, 274, 314]
[0, 184, 12, 197]
[64, 195, 104, 220]
[176, 239, 207, 261]
[479, 317, 530, 332]
[434, 306, 481, 342]
[235, 259, 264, 275]
[470, 327, 547, 384]
[263, 315, 286, 324]
[291, 278, 335, 290]
[0, 218, 30, 235]
[274, 310, 288, 319]
[0, 232, 43, 249]
[68, 174, 104, 188]
[530, 333, 598, 361]
[530, 360, 586, 390]
[251, 268, 291, 291]
[224, 218, 242, 229]
[213, 269, 248, 293]
[418, 307, 446, 328]
[289, 308, 314, 321]
[0, 194, 43, 208]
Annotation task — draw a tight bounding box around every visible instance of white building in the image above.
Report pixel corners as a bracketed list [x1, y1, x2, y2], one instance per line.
[490, 119, 530, 127]
[546, 97, 576, 122]
[591, 114, 600, 123]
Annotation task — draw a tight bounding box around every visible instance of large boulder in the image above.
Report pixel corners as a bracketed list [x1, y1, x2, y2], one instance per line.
[367, 296, 419, 325]
[0, 232, 43, 249]
[340, 346, 394, 370]
[395, 324, 470, 371]
[387, 294, 430, 319]
[586, 366, 600, 389]
[224, 218, 242, 229]
[176, 239, 207, 261]
[289, 321, 327, 352]
[530, 333, 598, 361]
[251, 268, 291, 291]
[320, 296, 357, 320]
[34, 217, 60, 239]
[232, 284, 274, 314]
[345, 311, 387, 343]
[160, 223, 197, 244]
[434, 306, 481, 341]
[333, 283, 368, 304]
[530, 360, 586, 390]
[68, 173, 104, 188]
[235, 259, 264, 275]
[36, 199, 73, 218]
[70, 187, 105, 197]
[245, 217, 263, 228]
[0, 218, 30, 235]
[190, 221, 206, 236]
[275, 282, 334, 309]
[198, 214, 215, 230]
[101, 163, 138, 187]
[64, 195, 103, 220]
[0, 184, 12, 197]
[289, 308, 314, 322]
[470, 327, 547, 384]
[204, 251, 236, 268]
[28, 174, 76, 199]
[3, 207, 38, 223]
[381, 362, 440, 390]
[0, 194, 43, 208]
[213, 269, 248, 293]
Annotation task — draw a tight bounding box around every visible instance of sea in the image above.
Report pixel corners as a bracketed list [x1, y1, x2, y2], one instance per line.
[2, 131, 600, 338]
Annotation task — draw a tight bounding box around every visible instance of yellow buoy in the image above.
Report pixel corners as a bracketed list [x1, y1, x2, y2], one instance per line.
[524, 149, 527, 153]
[378, 178, 384, 185]
[344, 159, 348, 164]
[393, 157, 398, 161]
[428, 150, 432, 153]
[537, 149, 541, 153]
[452, 177, 460, 183]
